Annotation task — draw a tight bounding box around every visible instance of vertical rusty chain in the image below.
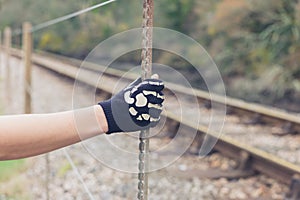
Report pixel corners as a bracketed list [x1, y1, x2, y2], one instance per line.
[141, 0, 153, 79]
[138, 0, 153, 200]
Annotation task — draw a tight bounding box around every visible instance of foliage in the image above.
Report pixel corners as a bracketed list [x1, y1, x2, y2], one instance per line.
[57, 161, 72, 178]
[207, 0, 300, 107]
[0, 159, 26, 182]
[0, 160, 31, 199]
[0, 0, 299, 109]
[156, 0, 195, 32]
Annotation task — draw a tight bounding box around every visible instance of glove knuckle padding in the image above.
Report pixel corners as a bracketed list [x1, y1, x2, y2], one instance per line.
[99, 77, 165, 134]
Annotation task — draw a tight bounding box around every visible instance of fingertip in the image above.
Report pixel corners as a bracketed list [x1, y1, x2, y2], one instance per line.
[151, 74, 159, 79]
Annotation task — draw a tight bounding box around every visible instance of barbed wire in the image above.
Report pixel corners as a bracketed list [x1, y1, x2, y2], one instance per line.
[11, 0, 117, 36]
[21, 59, 96, 200]
[64, 149, 96, 200]
[5, 1, 119, 199]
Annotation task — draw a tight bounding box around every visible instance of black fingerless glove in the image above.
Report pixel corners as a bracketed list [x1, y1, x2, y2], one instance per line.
[99, 78, 165, 134]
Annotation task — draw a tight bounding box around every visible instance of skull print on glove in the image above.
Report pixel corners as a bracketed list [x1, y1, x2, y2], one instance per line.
[99, 76, 165, 134]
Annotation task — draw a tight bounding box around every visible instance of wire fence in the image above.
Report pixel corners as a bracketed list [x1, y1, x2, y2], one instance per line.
[12, 0, 117, 36]
[0, 0, 120, 199]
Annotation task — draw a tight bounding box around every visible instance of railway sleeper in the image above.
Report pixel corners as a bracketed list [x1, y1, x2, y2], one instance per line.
[285, 174, 300, 200]
[177, 130, 257, 180]
[95, 88, 112, 99]
[281, 122, 297, 135]
[188, 133, 218, 156]
[218, 151, 256, 180]
[169, 151, 255, 180]
[203, 101, 211, 109]
[165, 119, 180, 138]
[272, 122, 298, 136]
[226, 107, 234, 115]
[168, 167, 256, 180]
[243, 113, 264, 125]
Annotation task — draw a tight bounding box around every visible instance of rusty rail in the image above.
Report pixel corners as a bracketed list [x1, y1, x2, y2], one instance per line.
[9, 48, 300, 186]
[10, 48, 300, 135]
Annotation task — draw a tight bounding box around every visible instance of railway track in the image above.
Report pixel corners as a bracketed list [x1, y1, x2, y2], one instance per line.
[9, 48, 300, 199]
[29, 49, 300, 135]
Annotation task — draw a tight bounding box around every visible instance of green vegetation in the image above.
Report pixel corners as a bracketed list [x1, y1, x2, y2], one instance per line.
[0, 160, 26, 182]
[0, 160, 31, 200]
[57, 161, 72, 178]
[0, 0, 299, 110]
[206, 0, 300, 108]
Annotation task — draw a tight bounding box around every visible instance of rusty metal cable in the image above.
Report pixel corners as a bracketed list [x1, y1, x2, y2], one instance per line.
[138, 0, 154, 199]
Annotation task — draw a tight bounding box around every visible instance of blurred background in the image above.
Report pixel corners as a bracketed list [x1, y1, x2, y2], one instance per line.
[0, 0, 300, 199]
[1, 0, 299, 111]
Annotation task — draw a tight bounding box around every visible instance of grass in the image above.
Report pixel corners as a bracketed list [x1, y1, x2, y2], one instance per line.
[0, 159, 26, 182]
[0, 159, 31, 200]
[0, 89, 30, 199]
[58, 161, 72, 177]
[0, 86, 31, 199]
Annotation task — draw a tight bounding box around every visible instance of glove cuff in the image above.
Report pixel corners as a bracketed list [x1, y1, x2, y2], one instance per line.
[98, 100, 122, 134]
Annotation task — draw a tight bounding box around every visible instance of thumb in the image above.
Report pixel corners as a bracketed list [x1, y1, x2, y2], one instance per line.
[151, 74, 159, 79]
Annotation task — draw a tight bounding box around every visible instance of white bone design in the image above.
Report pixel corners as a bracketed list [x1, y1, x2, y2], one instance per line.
[130, 86, 138, 94]
[149, 81, 160, 86]
[150, 117, 160, 122]
[124, 91, 134, 104]
[138, 82, 148, 88]
[143, 90, 157, 96]
[129, 107, 138, 116]
[142, 114, 150, 120]
[137, 115, 143, 121]
[157, 93, 164, 100]
[135, 93, 148, 107]
[148, 103, 162, 110]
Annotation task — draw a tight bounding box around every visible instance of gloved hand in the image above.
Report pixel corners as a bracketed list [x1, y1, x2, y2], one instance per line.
[99, 74, 165, 134]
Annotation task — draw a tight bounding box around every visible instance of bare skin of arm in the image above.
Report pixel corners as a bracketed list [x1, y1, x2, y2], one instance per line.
[0, 105, 108, 161]
[0, 74, 162, 161]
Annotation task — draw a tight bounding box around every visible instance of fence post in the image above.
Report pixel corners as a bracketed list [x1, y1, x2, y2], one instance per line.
[4, 27, 11, 78]
[0, 31, 1, 48]
[23, 22, 32, 114]
[0, 31, 2, 68]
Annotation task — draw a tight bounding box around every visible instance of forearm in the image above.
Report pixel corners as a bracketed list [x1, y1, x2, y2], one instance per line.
[0, 106, 108, 160]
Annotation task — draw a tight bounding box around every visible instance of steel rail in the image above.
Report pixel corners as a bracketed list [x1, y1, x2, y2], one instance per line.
[8, 48, 300, 186]
[10, 48, 300, 135]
